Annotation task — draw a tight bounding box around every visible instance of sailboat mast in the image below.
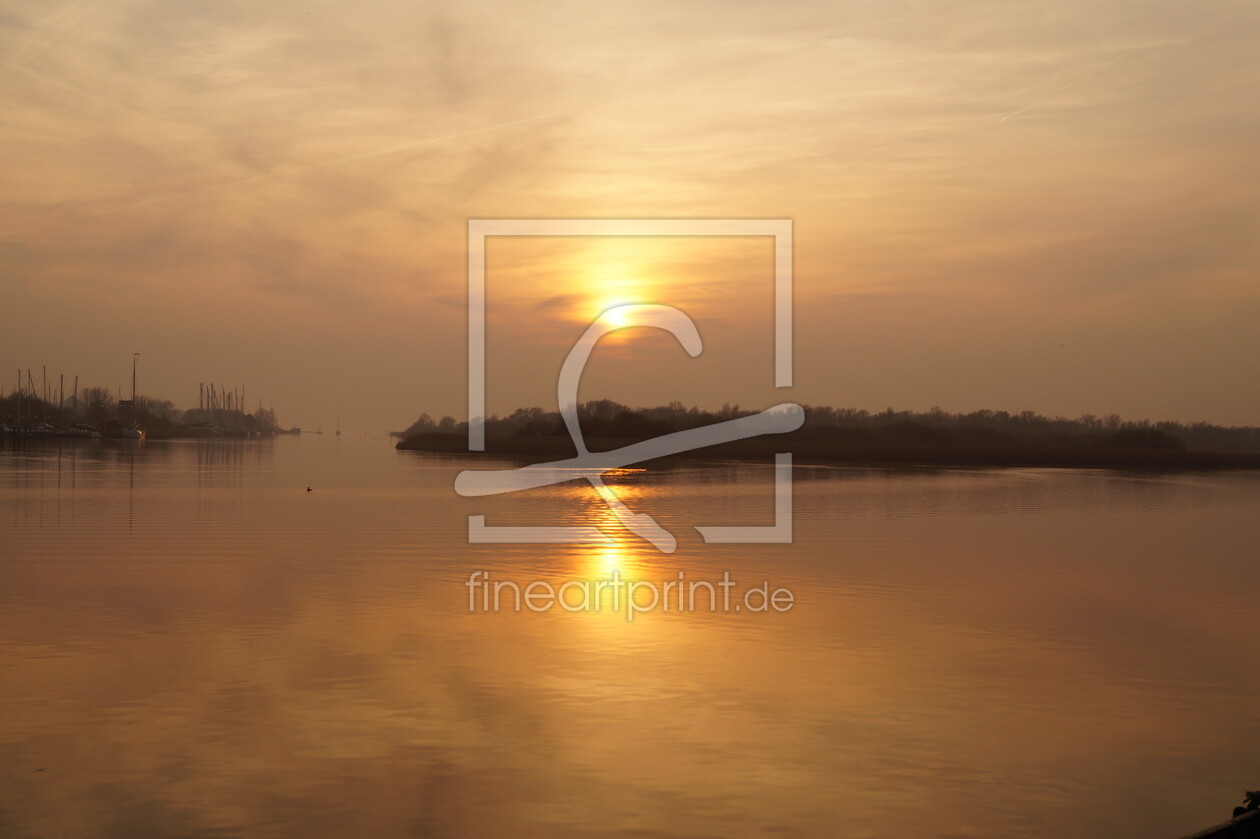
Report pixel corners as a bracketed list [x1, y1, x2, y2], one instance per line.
[131, 353, 139, 425]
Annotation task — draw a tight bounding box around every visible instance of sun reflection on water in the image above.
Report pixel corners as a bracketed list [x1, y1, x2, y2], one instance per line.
[555, 468, 667, 612]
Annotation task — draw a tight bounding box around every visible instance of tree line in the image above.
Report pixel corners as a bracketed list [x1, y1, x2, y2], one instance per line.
[2, 387, 280, 434]
[396, 400, 1260, 454]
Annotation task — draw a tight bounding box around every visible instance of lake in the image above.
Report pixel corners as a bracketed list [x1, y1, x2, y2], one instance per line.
[1, 435, 1258, 838]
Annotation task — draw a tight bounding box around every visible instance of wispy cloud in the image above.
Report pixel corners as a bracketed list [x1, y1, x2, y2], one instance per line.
[89, 113, 556, 217]
[0, 0, 98, 73]
[1, 0, 1257, 424]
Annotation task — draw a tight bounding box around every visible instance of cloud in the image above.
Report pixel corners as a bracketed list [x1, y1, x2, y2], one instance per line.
[1, 0, 1258, 423]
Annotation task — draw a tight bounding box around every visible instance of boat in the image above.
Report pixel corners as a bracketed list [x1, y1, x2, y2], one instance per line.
[121, 353, 145, 440]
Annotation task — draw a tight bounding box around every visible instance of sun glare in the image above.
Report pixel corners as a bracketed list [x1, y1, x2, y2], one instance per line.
[597, 301, 634, 328]
[562, 238, 675, 325]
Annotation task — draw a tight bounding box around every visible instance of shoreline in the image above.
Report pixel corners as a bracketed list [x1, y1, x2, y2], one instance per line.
[395, 432, 1260, 470]
[1, 428, 284, 442]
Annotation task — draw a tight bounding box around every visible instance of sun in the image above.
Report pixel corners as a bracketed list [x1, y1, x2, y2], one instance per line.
[560, 238, 673, 325]
[596, 300, 635, 328]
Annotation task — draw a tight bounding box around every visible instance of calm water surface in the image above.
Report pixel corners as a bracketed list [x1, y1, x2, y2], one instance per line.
[1, 436, 1258, 838]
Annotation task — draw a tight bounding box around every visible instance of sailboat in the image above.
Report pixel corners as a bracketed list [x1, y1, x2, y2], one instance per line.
[121, 352, 146, 440]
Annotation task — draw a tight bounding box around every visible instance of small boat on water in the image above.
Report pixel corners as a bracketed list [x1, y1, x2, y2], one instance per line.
[121, 353, 145, 440]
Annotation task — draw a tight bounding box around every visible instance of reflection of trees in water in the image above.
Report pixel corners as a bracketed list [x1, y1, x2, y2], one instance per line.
[196, 440, 247, 469]
[194, 440, 274, 489]
[0, 438, 278, 488]
[0, 438, 174, 490]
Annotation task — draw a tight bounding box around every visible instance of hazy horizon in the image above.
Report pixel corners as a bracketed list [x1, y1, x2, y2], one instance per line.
[3, 0, 1258, 431]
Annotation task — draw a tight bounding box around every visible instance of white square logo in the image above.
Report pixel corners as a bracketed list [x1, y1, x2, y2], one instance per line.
[457, 219, 796, 553]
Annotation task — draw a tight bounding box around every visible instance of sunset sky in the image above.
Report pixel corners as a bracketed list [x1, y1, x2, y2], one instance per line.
[2, 0, 1257, 430]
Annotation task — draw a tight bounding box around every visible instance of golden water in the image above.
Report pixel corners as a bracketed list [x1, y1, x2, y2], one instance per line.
[2, 436, 1257, 837]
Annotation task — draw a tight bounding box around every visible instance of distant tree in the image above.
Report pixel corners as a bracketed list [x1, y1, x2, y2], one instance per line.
[81, 387, 114, 427]
[402, 413, 436, 436]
